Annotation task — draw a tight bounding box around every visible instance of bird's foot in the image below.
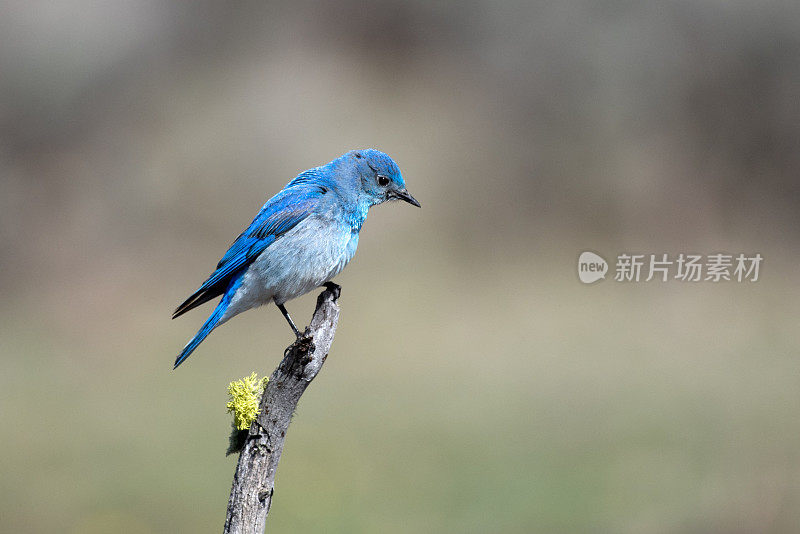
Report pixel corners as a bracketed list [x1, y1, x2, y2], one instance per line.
[291, 326, 311, 346]
[282, 335, 316, 377]
[322, 281, 341, 300]
[287, 333, 315, 363]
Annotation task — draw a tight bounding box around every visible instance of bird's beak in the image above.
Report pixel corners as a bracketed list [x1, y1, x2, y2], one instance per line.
[393, 189, 421, 207]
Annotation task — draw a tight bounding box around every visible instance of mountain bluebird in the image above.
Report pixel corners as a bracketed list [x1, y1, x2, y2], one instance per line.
[172, 149, 420, 368]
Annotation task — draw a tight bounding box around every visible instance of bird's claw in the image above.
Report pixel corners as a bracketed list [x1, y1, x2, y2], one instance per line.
[322, 282, 341, 300]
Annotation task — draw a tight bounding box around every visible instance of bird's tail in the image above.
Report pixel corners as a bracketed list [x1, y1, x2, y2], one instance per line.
[173, 273, 243, 369]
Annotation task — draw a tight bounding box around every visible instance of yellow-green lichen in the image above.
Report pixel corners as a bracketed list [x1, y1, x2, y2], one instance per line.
[226, 372, 269, 430]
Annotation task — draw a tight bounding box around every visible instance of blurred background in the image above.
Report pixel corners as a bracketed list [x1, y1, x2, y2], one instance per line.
[2, 1, 799, 532]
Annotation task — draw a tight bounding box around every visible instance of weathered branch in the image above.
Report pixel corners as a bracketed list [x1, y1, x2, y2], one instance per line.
[223, 283, 341, 534]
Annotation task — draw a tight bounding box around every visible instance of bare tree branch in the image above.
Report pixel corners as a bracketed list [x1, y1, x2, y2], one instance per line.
[223, 283, 341, 534]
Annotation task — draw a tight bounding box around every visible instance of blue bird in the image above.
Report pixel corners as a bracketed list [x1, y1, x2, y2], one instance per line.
[172, 149, 420, 368]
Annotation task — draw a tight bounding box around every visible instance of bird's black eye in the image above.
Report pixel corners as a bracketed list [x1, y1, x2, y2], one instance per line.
[377, 175, 390, 187]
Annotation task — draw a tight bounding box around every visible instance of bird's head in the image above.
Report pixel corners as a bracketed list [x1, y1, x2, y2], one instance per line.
[346, 149, 421, 208]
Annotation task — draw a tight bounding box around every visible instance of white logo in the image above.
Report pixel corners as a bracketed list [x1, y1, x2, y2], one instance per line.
[578, 251, 608, 284]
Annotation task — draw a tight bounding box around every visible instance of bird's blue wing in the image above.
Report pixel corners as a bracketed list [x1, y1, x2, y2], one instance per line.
[172, 185, 323, 318]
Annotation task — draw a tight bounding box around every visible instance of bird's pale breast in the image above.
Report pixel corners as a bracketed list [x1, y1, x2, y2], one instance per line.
[219, 214, 356, 323]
